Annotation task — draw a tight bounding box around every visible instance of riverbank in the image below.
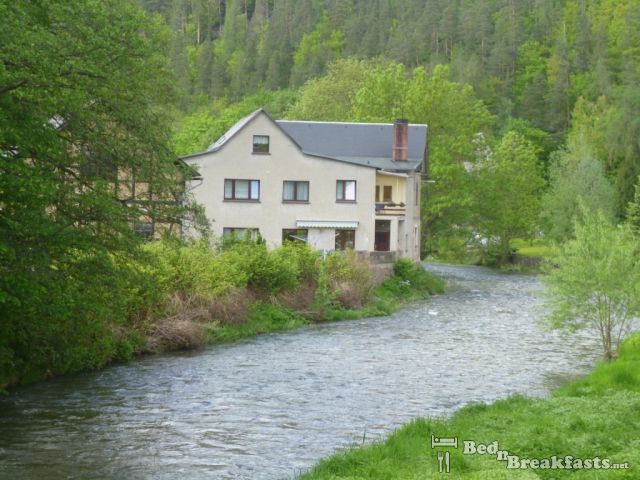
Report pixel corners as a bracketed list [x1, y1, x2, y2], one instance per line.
[299, 333, 640, 479]
[1, 238, 444, 391]
[204, 262, 445, 345]
[427, 237, 555, 273]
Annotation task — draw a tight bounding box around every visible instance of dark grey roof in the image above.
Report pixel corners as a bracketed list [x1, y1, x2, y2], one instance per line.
[182, 109, 427, 173]
[276, 120, 426, 172]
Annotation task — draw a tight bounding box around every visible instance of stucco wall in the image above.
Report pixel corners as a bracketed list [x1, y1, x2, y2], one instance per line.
[185, 113, 378, 251]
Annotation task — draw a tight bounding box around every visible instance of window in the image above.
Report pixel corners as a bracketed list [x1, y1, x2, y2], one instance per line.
[335, 229, 355, 250]
[375, 185, 380, 202]
[253, 135, 269, 153]
[336, 180, 356, 202]
[224, 179, 260, 200]
[223, 227, 259, 240]
[383, 185, 393, 202]
[283, 181, 309, 202]
[282, 228, 308, 244]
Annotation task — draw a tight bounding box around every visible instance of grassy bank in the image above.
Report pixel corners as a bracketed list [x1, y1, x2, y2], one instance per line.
[1, 237, 443, 390]
[425, 237, 556, 273]
[299, 334, 640, 479]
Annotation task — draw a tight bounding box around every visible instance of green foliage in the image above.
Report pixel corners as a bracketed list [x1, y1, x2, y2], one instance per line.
[152, 0, 640, 222]
[276, 242, 322, 283]
[285, 57, 372, 121]
[291, 16, 344, 87]
[625, 176, 640, 233]
[542, 209, 640, 360]
[475, 131, 545, 265]
[171, 89, 298, 155]
[205, 302, 307, 344]
[393, 258, 445, 295]
[0, 0, 182, 388]
[510, 238, 557, 259]
[370, 261, 444, 309]
[312, 251, 374, 317]
[541, 142, 617, 242]
[142, 239, 248, 301]
[288, 61, 495, 258]
[225, 241, 297, 294]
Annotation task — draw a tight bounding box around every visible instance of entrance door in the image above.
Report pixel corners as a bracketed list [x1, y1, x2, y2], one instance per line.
[374, 220, 391, 251]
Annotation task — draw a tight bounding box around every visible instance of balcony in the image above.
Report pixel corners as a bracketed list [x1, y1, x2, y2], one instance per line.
[375, 202, 406, 216]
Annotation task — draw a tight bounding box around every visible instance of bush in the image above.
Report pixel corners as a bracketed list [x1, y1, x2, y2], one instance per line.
[274, 241, 322, 283]
[393, 258, 445, 294]
[325, 251, 374, 309]
[0, 250, 139, 387]
[142, 239, 248, 304]
[227, 241, 299, 294]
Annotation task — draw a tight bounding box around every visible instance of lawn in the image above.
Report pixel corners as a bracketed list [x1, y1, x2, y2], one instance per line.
[511, 238, 557, 259]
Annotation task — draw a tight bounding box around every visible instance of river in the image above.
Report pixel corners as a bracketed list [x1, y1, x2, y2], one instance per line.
[0, 263, 601, 479]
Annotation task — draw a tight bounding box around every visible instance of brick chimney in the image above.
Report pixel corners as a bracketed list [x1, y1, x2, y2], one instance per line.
[392, 119, 408, 161]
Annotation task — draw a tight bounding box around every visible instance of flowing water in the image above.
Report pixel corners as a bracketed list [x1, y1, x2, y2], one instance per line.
[0, 264, 601, 479]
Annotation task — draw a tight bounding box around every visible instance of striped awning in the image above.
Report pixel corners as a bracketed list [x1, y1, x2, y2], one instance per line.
[296, 220, 359, 229]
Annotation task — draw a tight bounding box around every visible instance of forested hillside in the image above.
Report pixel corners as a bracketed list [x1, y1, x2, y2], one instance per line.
[142, 0, 640, 257]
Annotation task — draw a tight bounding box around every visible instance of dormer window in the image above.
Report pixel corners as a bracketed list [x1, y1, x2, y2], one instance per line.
[253, 135, 269, 153]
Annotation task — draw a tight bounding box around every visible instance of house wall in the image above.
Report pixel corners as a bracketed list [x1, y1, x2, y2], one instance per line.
[405, 172, 422, 260]
[185, 113, 378, 251]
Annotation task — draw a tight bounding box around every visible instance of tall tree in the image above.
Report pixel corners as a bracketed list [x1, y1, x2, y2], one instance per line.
[0, 0, 185, 383]
[540, 142, 617, 242]
[475, 131, 545, 264]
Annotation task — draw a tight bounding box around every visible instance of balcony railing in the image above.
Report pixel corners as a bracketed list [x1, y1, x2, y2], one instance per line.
[375, 202, 406, 216]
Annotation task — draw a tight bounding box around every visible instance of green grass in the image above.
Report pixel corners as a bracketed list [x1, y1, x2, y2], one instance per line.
[299, 333, 640, 479]
[511, 238, 557, 259]
[205, 302, 309, 343]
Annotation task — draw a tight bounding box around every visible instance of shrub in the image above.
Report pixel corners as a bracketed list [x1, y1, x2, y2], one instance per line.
[142, 239, 248, 304]
[325, 251, 374, 308]
[208, 288, 254, 325]
[393, 258, 445, 295]
[146, 315, 206, 352]
[228, 241, 299, 294]
[274, 241, 322, 283]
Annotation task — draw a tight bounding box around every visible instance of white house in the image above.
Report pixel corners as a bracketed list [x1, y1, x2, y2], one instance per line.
[182, 109, 427, 261]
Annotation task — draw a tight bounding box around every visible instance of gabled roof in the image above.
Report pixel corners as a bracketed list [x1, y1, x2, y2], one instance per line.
[182, 109, 427, 173]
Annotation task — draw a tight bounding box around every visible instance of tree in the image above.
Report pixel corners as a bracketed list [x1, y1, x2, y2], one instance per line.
[542, 210, 640, 360]
[290, 16, 344, 87]
[540, 141, 617, 242]
[173, 90, 298, 156]
[474, 131, 545, 264]
[286, 57, 371, 121]
[0, 0, 186, 384]
[626, 175, 640, 233]
[401, 65, 494, 258]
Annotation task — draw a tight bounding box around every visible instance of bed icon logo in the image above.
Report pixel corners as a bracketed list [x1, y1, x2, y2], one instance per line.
[431, 435, 458, 473]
